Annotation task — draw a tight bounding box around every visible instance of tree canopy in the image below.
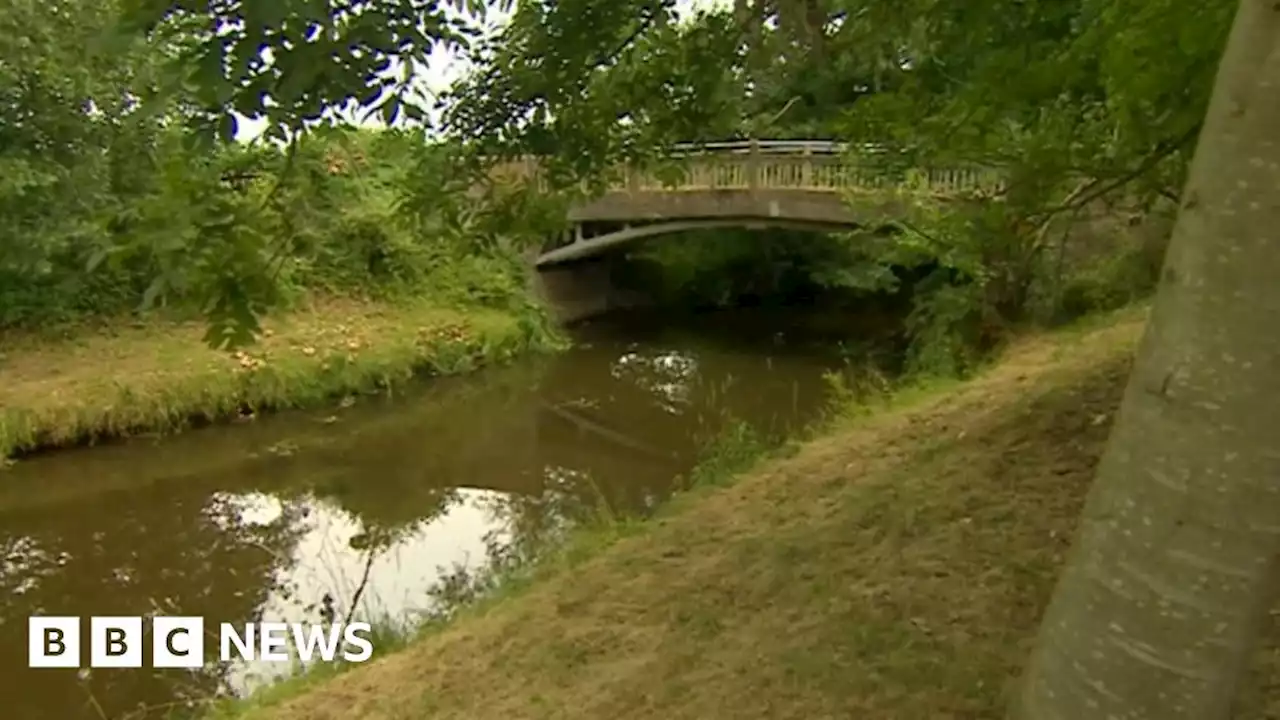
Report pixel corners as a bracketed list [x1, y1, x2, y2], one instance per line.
[0, 0, 1235, 348]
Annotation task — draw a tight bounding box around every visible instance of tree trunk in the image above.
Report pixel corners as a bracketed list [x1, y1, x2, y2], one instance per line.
[1011, 1, 1280, 718]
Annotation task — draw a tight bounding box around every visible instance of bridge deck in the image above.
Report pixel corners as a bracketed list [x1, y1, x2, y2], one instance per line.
[487, 140, 1003, 265]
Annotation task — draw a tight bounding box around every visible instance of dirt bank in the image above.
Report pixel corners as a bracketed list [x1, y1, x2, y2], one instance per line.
[0, 297, 554, 461]
[217, 308, 1280, 719]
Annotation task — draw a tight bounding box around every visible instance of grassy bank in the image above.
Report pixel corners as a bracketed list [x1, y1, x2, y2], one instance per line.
[199, 304, 1279, 719]
[0, 296, 557, 461]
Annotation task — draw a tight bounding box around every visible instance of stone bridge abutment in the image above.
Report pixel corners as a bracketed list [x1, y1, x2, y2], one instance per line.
[530, 255, 647, 324]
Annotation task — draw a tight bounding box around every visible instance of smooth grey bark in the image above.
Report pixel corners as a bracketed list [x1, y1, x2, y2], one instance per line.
[1012, 1, 1280, 718]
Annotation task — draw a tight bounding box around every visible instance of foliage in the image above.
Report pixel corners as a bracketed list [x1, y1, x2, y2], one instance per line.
[619, 228, 883, 308]
[11, 0, 1228, 355]
[440, 5, 747, 183]
[1, 0, 567, 348]
[767, 0, 1224, 373]
[0, 0, 165, 325]
[1, 122, 536, 341]
[0, 0, 555, 347]
[112, 0, 474, 145]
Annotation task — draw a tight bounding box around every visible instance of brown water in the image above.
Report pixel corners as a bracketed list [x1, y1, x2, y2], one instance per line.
[0, 308, 882, 720]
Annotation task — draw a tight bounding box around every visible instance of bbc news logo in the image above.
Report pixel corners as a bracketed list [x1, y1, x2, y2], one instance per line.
[28, 616, 374, 668]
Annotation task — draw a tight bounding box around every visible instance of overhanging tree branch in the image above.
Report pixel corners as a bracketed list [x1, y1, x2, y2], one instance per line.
[1034, 122, 1202, 219]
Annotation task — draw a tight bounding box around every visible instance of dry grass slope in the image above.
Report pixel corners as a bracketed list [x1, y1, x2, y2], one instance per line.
[230, 313, 1280, 720]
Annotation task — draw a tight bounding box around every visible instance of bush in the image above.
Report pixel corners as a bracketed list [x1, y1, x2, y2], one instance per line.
[0, 125, 540, 333]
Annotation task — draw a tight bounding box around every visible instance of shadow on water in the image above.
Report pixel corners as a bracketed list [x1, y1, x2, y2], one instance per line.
[0, 306, 890, 720]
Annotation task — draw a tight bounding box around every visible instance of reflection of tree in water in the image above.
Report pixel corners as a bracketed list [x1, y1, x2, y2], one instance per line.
[598, 344, 766, 454]
[423, 465, 612, 617]
[280, 358, 546, 544]
[422, 338, 818, 632]
[537, 344, 732, 515]
[609, 348, 700, 414]
[604, 340, 841, 452]
[335, 487, 464, 623]
[316, 480, 464, 552]
[301, 462, 470, 621]
[0, 479, 309, 720]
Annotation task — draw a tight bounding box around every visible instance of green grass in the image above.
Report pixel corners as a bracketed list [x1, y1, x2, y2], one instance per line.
[0, 294, 562, 461]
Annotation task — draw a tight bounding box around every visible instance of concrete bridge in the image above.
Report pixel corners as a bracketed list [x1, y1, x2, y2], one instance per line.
[512, 139, 1002, 321]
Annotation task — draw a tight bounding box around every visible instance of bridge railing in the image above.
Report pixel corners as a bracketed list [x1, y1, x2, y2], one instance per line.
[616, 154, 1003, 196]
[669, 139, 848, 155]
[487, 141, 1003, 197]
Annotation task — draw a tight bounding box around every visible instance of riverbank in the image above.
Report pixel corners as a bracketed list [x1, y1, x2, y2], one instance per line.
[207, 304, 1278, 719]
[0, 296, 557, 461]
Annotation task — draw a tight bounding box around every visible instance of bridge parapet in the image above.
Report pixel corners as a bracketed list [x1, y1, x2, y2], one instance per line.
[489, 140, 1004, 198]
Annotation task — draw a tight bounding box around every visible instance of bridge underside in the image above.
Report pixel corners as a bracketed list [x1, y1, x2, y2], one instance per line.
[535, 217, 859, 267]
[536, 188, 909, 267]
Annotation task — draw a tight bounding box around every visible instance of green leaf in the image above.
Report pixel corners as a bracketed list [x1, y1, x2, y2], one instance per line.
[140, 274, 168, 310]
[218, 113, 238, 143]
[381, 97, 402, 125]
[85, 247, 112, 273]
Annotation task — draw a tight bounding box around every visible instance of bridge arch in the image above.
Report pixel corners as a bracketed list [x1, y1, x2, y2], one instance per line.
[534, 217, 860, 267]
[517, 138, 1002, 320]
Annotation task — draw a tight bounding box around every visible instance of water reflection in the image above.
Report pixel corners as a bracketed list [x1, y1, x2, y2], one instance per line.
[0, 473, 308, 719]
[222, 488, 502, 695]
[0, 309, 859, 720]
[612, 348, 699, 412]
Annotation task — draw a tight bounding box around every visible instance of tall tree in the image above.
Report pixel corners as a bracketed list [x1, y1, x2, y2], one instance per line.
[1012, 0, 1280, 717]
